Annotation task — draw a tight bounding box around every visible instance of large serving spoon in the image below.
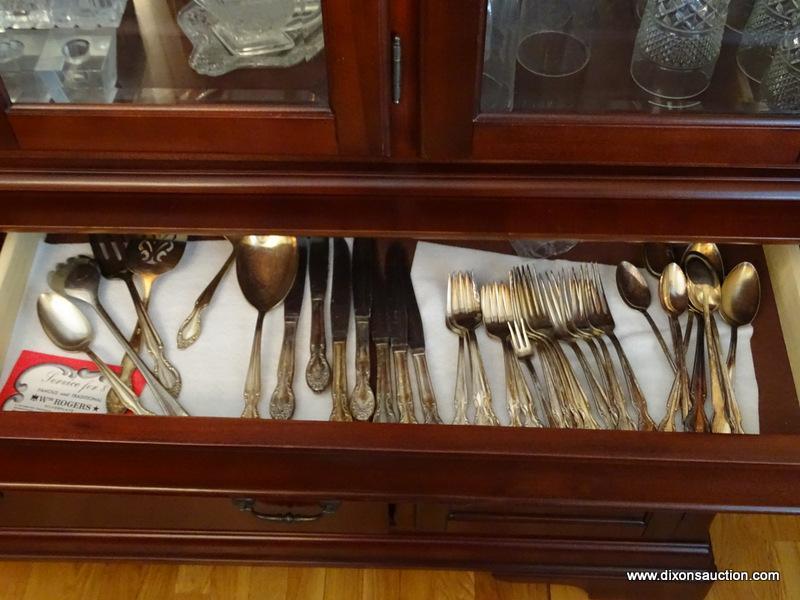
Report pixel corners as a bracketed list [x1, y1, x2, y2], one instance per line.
[685, 255, 731, 434]
[657, 263, 690, 431]
[37, 292, 153, 416]
[720, 262, 760, 434]
[48, 256, 189, 416]
[236, 235, 299, 419]
[616, 261, 675, 371]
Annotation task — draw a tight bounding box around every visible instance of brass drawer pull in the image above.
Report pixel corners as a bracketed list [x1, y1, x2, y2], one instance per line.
[233, 498, 340, 523]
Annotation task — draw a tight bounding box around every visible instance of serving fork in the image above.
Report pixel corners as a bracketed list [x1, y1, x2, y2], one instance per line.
[89, 235, 182, 398]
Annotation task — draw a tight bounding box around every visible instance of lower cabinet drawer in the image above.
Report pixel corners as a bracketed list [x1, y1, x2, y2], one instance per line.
[415, 503, 653, 539]
[0, 490, 390, 534]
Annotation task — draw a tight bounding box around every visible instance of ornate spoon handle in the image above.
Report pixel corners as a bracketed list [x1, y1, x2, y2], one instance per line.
[608, 333, 656, 431]
[177, 247, 236, 349]
[85, 349, 153, 416]
[242, 311, 265, 419]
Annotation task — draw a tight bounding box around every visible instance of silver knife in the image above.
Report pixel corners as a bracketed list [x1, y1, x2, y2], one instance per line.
[350, 238, 376, 421]
[306, 237, 331, 392]
[390, 244, 442, 424]
[386, 243, 417, 424]
[371, 256, 397, 423]
[270, 238, 307, 420]
[330, 238, 353, 422]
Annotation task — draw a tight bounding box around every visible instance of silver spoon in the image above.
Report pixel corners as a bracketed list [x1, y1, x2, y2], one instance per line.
[681, 243, 725, 351]
[37, 292, 153, 416]
[685, 255, 731, 434]
[48, 256, 189, 417]
[236, 235, 299, 419]
[657, 263, 690, 431]
[720, 262, 760, 434]
[616, 261, 675, 371]
[643, 243, 676, 277]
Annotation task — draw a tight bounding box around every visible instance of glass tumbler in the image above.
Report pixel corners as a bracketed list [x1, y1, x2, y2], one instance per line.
[736, 0, 800, 83]
[481, 0, 522, 112]
[761, 30, 800, 110]
[0, 0, 53, 29]
[515, 0, 592, 110]
[630, 0, 731, 104]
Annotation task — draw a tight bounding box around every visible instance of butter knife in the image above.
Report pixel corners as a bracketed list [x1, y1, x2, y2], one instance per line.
[270, 238, 307, 420]
[386, 244, 417, 424]
[350, 238, 376, 421]
[306, 237, 331, 392]
[371, 257, 397, 423]
[330, 238, 353, 422]
[387, 243, 442, 424]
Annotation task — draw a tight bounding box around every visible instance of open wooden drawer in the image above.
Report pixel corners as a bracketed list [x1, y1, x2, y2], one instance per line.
[0, 232, 799, 516]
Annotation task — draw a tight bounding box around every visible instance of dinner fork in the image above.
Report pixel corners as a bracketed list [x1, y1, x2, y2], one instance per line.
[584, 264, 656, 431]
[446, 274, 471, 425]
[508, 319, 558, 427]
[482, 282, 543, 427]
[448, 272, 499, 426]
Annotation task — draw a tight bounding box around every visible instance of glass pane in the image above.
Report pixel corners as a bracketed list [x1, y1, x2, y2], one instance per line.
[480, 0, 800, 115]
[0, 0, 327, 105]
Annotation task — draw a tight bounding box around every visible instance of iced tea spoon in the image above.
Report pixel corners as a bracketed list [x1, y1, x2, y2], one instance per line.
[37, 292, 153, 416]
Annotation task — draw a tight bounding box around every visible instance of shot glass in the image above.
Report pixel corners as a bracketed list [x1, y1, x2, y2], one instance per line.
[761, 30, 800, 111]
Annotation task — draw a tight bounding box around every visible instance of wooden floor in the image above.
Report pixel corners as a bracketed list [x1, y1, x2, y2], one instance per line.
[0, 513, 797, 599]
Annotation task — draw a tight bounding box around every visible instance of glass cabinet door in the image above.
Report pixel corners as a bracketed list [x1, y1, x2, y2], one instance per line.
[0, 0, 327, 106]
[480, 0, 800, 115]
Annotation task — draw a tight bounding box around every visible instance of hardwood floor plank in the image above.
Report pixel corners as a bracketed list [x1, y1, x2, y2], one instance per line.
[774, 541, 800, 600]
[245, 566, 290, 600]
[474, 572, 549, 600]
[323, 568, 363, 600]
[549, 584, 589, 600]
[285, 566, 325, 600]
[361, 568, 401, 600]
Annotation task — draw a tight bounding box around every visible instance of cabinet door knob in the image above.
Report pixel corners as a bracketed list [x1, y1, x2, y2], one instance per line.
[232, 498, 340, 523]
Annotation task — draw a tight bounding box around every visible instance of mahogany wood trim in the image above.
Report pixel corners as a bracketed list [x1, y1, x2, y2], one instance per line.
[0, 415, 799, 511]
[322, 0, 390, 156]
[3, 187, 800, 241]
[471, 117, 800, 166]
[419, 0, 483, 158]
[446, 511, 648, 528]
[8, 107, 339, 155]
[0, 528, 713, 570]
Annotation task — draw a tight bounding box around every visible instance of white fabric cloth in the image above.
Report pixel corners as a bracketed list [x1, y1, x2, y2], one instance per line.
[1, 239, 759, 433]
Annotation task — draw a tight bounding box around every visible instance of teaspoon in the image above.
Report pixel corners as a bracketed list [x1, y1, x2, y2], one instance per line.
[643, 243, 676, 277]
[37, 292, 153, 416]
[681, 243, 724, 351]
[685, 255, 731, 434]
[236, 235, 299, 419]
[720, 262, 760, 434]
[657, 263, 690, 431]
[616, 261, 675, 371]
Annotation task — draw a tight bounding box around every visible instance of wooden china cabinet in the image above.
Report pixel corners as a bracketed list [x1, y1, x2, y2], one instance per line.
[0, 0, 799, 598]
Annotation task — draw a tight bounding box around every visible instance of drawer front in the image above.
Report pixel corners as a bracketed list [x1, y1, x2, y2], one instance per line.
[0, 491, 390, 534]
[416, 503, 651, 539]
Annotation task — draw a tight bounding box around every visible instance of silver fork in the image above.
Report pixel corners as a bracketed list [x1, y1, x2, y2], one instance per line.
[509, 266, 575, 428]
[541, 271, 610, 428]
[448, 272, 499, 426]
[584, 264, 656, 432]
[482, 282, 543, 427]
[508, 319, 554, 427]
[446, 274, 471, 425]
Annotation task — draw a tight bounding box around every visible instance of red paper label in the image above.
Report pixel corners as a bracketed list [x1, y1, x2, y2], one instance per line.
[1, 350, 145, 414]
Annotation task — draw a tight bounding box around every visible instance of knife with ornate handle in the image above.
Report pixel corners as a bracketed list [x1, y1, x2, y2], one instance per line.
[371, 257, 397, 423]
[387, 243, 442, 424]
[270, 238, 308, 420]
[306, 237, 331, 393]
[350, 238, 377, 421]
[329, 238, 353, 422]
[386, 244, 417, 424]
